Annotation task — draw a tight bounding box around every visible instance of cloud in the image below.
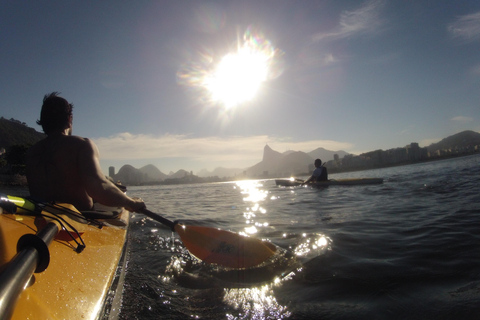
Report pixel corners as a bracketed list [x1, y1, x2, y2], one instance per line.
[94, 133, 353, 171]
[322, 53, 339, 66]
[312, 0, 385, 42]
[471, 63, 480, 75]
[448, 11, 480, 43]
[451, 116, 474, 122]
[399, 125, 414, 135]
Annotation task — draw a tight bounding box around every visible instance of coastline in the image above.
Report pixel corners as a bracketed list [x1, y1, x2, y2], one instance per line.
[1, 153, 478, 191]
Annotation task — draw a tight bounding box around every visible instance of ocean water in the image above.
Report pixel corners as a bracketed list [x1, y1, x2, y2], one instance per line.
[120, 154, 480, 320]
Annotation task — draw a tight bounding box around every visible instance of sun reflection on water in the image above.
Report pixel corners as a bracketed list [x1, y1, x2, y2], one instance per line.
[223, 284, 292, 319]
[234, 180, 270, 235]
[146, 179, 334, 319]
[287, 233, 331, 257]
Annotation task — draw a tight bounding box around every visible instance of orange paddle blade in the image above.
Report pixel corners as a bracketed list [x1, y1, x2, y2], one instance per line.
[174, 224, 276, 269]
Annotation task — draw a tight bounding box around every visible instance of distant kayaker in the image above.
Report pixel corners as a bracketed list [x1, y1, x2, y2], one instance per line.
[26, 92, 146, 213]
[303, 158, 328, 184]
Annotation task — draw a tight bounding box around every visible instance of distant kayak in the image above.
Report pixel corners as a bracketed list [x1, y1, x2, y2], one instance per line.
[274, 178, 305, 187]
[275, 177, 384, 187]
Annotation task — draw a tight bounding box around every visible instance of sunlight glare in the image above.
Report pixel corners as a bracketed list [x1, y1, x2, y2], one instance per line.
[223, 286, 291, 319]
[205, 47, 268, 109]
[236, 180, 269, 233]
[177, 27, 284, 111]
[294, 234, 330, 257]
[245, 225, 258, 234]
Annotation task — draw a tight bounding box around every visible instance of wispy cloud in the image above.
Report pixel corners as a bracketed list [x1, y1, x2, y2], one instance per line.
[322, 53, 339, 66]
[312, 0, 386, 42]
[448, 11, 480, 43]
[471, 63, 480, 75]
[451, 116, 474, 122]
[400, 125, 415, 135]
[94, 133, 353, 171]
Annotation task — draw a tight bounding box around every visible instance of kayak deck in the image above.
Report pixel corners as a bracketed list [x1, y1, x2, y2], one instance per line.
[0, 202, 129, 320]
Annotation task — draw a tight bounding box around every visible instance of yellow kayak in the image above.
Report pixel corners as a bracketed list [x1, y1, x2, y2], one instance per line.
[0, 195, 129, 320]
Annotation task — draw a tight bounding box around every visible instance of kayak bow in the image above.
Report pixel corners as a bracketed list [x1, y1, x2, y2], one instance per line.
[0, 195, 129, 320]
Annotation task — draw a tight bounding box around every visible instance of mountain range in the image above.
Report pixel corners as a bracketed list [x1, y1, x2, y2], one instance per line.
[1, 117, 479, 184]
[426, 130, 480, 152]
[109, 130, 480, 184]
[0, 117, 45, 148]
[242, 145, 349, 178]
[110, 144, 350, 184]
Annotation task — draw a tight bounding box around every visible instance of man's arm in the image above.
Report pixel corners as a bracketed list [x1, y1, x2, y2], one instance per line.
[79, 138, 145, 212]
[303, 175, 313, 184]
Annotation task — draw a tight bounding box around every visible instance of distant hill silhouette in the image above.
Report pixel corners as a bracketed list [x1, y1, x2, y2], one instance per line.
[308, 147, 349, 161]
[139, 164, 168, 181]
[197, 167, 245, 178]
[245, 145, 349, 177]
[113, 164, 169, 184]
[112, 165, 196, 185]
[0, 117, 45, 148]
[112, 144, 350, 184]
[169, 169, 190, 179]
[427, 130, 480, 152]
[113, 165, 145, 185]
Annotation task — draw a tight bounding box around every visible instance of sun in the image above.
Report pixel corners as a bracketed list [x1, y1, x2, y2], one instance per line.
[204, 47, 269, 109]
[177, 28, 284, 110]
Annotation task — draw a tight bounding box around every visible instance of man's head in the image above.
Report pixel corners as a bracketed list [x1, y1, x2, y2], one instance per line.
[314, 159, 322, 167]
[37, 92, 74, 135]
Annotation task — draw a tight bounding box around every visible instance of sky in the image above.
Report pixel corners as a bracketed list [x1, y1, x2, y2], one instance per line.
[1, 0, 479, 175]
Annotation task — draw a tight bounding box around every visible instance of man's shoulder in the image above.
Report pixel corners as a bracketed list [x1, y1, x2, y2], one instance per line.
[51, 135, 95, 150]
[66, 136, 97, 152]
[65, 135, 93, 144]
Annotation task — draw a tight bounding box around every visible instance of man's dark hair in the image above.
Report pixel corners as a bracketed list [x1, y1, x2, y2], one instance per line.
[37, 92, 74, 134]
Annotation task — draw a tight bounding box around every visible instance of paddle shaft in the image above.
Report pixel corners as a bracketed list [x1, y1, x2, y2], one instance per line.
[141, 208, 176, 230]
[0, 222, 58, 320]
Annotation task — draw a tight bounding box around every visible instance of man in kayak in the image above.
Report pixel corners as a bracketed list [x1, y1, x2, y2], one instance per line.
[303, 158, 328, 184]
[26, 92, 146, 213]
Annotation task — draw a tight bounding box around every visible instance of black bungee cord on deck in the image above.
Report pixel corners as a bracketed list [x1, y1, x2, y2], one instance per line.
[0, 196, 88, 253]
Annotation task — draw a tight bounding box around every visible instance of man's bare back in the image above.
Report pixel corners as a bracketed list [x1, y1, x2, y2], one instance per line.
[26, 92, 145, 213]
[26, 134, 97, 210]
